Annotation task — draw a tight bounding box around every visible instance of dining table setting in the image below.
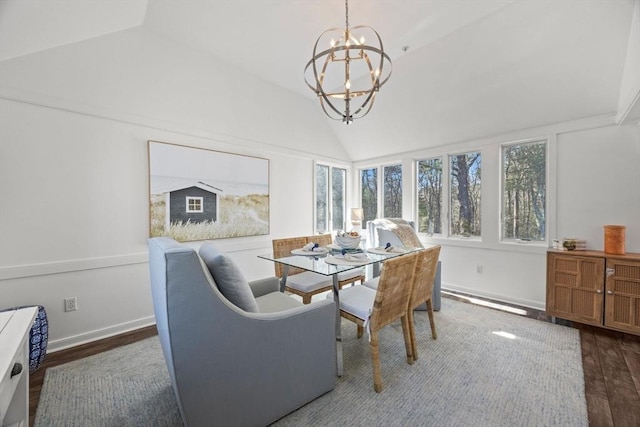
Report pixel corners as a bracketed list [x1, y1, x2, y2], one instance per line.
[259, 232, 421, 376]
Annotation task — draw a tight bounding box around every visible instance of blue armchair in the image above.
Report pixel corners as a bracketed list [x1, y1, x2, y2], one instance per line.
[147, 237, 336, 427]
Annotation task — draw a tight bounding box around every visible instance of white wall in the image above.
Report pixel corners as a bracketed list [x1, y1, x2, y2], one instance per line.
[0, 27, 346, 351]
[0, 98, 331, 350]
[451, 123, 639, 309]
[617, 0, 640, 123]
[0, 26, 348, 161]
[357, 120, 640, 310]
[1, 24, 638, 351]
[557, 125, 640, 249]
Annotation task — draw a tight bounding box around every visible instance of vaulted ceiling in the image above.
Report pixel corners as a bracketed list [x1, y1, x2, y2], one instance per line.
[1, 0, 637, 161]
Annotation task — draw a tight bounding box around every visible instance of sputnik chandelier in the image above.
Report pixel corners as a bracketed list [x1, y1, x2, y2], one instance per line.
[304, 0, 392, 125]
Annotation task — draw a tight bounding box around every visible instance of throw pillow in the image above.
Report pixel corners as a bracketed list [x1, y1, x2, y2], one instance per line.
[392, 223, 423, 248]
[199, 243, 260, 313]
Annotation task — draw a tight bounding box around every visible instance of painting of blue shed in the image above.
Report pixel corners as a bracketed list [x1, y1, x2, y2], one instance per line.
[148, 140, 269, 241]
[165, 181, 222, 230]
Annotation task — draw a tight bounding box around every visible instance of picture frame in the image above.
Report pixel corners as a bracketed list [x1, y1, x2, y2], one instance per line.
[148, 140, 269, 241]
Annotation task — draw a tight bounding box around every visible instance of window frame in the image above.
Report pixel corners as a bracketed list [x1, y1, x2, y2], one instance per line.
[358, 162, 405, 225]
[448, 150, 482, 240]
[185, 196, 204, 213]
[355, 134, 556, 254]
[359, 166, 379, 225]
[382, 163, 403, 218]
[415, 156, 444, 236]
[499, 137, 549, 246]
[314, 161, 349, 234]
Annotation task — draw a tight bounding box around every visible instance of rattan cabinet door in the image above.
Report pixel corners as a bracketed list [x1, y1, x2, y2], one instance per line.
[546, 253, 605, 325]
[604, 258, 640, 334]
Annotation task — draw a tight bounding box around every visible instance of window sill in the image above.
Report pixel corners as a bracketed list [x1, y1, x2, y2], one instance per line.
[420, 234, 549, 255]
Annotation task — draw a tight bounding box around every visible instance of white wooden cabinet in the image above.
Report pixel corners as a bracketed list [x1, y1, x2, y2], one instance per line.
[0, 307, 37, 427]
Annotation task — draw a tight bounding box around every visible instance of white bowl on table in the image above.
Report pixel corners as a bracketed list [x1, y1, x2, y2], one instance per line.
[335, 235, 362, 249]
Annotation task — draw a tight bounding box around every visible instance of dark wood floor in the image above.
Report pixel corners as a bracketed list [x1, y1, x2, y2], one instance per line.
[578, 324, 640, 427]
[29, 297, 640, 427]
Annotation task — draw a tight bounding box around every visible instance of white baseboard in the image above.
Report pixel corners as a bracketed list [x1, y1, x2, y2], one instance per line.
[47, 316, 156, 353]
[442, 283, 546, 312]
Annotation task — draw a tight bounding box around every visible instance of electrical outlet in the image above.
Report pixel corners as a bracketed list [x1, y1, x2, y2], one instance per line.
[64, 297, 78, 312]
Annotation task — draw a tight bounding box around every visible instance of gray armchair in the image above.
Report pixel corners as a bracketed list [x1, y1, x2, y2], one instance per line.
[148, 237, 336, 427]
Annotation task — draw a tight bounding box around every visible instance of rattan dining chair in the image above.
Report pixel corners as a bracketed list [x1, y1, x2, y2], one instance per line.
[407, 245, 441, 361]
[309, 234, 365, 288]
[272, 237, 333, 304]
[333, 252, 418, 392]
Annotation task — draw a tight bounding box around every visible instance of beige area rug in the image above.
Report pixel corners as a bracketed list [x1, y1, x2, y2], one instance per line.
[35, 297, 587, 426]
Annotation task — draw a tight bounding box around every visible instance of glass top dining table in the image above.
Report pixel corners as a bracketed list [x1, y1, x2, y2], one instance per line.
[258, 247, 421, 376]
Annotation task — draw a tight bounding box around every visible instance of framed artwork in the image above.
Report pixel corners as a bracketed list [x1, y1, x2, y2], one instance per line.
[148, 140, 269, 241]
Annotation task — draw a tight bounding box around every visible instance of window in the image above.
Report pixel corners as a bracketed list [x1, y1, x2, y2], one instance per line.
[316, 165, 329, 232]
[331, 167, 346, 231]
[450, 152, 481, 237]
[186, 197, 203, 213]
[417, 158, 443, 234]
[360, 168, 378, 225]
[383, 164, 402, 218]
[316, 164, 346, 233]
[501, 140, 546, 241]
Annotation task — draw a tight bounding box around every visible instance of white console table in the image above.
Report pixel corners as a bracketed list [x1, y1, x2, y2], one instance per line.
[0, 307, 37, 427]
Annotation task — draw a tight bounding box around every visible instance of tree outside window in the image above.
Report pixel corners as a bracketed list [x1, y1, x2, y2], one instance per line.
[383, 164, 402, 218]
[332, 167, 346, 231]
[316, 165, 329, 232]
[360, 168, 377, 225]
[502, 140, 546, 241]
[417, 158, 443, 234]
[450, 152, 481, 237]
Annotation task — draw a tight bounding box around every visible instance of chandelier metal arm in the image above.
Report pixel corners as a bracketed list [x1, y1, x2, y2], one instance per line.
[304, 0, 392, 124]
[304, 45, 392, 93]
[345, 0, 349, 30]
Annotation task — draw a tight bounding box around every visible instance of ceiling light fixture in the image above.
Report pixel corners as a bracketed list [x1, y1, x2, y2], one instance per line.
[304, 0, 392, 125]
